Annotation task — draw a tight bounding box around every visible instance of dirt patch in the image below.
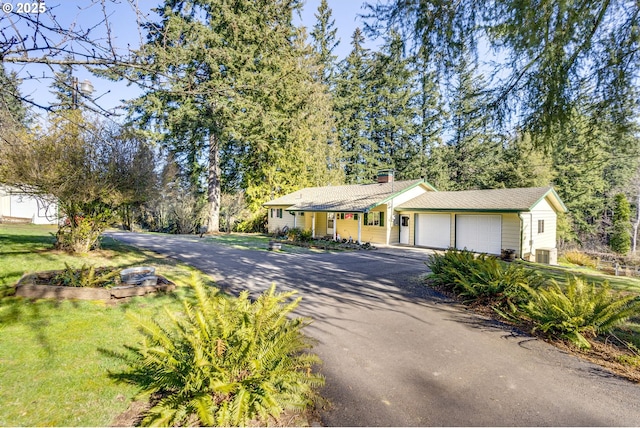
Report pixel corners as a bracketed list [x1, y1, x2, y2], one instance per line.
[110, 396, 323, 427]
[110, 398, 150, 427]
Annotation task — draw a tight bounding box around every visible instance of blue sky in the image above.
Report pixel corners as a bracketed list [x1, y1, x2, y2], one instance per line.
[6, 0, 374, 118]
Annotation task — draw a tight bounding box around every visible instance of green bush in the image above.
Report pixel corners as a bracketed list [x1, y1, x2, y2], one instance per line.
[427, 249, 546, 310]
[610, 193, 631, 255]
[286, 228, 312, 243]
[519, 276, 640, 349]
[107, 278, 324, 426]
[234, 212, 268, 233]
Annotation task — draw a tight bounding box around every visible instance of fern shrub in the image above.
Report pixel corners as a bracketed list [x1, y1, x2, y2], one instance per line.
[108, 278, 324, 426]
[427, 249, 546, 310]
[519, 276, 640, 349]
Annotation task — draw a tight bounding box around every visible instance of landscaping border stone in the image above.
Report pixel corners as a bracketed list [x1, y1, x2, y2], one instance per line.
[15, 271, 175, 300]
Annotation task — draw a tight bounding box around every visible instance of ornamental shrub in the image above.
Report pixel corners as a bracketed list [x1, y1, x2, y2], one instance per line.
[107, 278, 324, 426]
[610, 193, 631, 255]
[519, 276, 640, 349]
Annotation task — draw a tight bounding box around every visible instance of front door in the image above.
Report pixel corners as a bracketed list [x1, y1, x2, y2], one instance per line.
[327, 213, 335, 237]
[400, 215, 410, 244]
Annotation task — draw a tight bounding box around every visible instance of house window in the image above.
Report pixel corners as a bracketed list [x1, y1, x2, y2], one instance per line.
[270, 209, 274, 218]
[538, 219, 544, 234]
[277, 208, 283, 218]
[364, 212, 384, 227]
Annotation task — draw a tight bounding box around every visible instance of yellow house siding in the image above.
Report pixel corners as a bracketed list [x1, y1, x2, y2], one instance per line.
[335, 214, 360, 241]
[314, 212, 328, 237]
[360, 206, 388, 244]
[390, 224, 400, 244]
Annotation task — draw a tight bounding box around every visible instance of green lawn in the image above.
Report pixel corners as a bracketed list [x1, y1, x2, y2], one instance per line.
[0, 224, 214, 426]
[516, 260, 640, 294]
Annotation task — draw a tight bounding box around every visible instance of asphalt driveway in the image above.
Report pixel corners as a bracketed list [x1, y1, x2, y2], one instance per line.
[107, 232, 640, 426]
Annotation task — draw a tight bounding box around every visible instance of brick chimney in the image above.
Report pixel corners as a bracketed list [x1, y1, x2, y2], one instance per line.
[377, 169, 394, 183]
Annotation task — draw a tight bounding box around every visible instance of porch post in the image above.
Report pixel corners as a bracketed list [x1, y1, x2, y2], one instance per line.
[293, 212, 297, 228]
[333, 213, 337, 241]
[357, 212, 362, 244]
[312, 213, 316, 238]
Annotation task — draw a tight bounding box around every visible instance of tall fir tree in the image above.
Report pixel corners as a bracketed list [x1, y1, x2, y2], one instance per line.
[335, 28, 379, 183]
[126, 0, 339, 230]
[410, 46, 447, 188]
[444, 53, 503, 190]
[366, 31, 420, 180]
[310, 0, 339, 87]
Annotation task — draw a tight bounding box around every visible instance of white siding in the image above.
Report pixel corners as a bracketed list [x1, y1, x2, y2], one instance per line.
[267, 206, 296, 233]
[502, 213, 521, 256]
[530, 198, 557, 250]
[0, 187, 58, 225]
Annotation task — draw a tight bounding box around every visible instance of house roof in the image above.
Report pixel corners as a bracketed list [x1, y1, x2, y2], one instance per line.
[264, 179, 434, 212]
[397, 186, 567, 213]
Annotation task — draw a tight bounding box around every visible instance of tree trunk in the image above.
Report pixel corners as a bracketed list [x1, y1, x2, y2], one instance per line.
[206, 131, 221, 234]
[633, 192, 640, 254]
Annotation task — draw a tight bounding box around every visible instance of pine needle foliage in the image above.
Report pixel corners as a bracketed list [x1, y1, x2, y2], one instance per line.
[520, 277, 640, 349]
[107, 278, 324, 426]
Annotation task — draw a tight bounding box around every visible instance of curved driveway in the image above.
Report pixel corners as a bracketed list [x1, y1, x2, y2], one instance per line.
[108, 232, 640, 426]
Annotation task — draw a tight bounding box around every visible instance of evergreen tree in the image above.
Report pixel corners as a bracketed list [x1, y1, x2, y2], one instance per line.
[410, 47, 447, 186]
[335, 28, 379, 183]
[550, 108, 608, 242]
[366, 31, 420, 180]
[445, 53, 503, 190]
[366, 0, 640, 141]
[310, 0, 340, 86]
[610, 193, 631, 255]
[0, 64, 27, 128]
[50, 62, 75, 110]
[497, 132, 555, 188]
[126, 0, 337, 231]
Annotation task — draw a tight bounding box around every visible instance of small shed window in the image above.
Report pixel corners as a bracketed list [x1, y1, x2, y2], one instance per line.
[537, 219, 544, 234]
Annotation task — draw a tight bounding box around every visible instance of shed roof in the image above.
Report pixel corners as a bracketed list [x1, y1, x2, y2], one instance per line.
[264, 179, 433, 212]
[397, 186, 567, 213]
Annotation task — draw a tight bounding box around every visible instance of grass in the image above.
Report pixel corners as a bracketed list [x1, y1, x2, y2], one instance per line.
[200, 232, 339, 254]
[518, 260, 640, 294]
[0, 224, 215, 426]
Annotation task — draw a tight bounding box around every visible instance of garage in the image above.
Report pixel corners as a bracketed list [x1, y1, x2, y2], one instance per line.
[455, 215, 502, 255]
[415, 213, 451, 248]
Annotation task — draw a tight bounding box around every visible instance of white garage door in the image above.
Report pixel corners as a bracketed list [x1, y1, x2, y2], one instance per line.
[455, 215, 502, 255]
[415, 214, 451, 249]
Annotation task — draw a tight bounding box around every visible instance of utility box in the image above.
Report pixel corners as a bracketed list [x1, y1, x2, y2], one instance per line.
[536, 248, 558, 265]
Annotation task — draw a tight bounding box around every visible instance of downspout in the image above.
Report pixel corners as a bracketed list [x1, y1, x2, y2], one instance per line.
[518, 213, 525, 260]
